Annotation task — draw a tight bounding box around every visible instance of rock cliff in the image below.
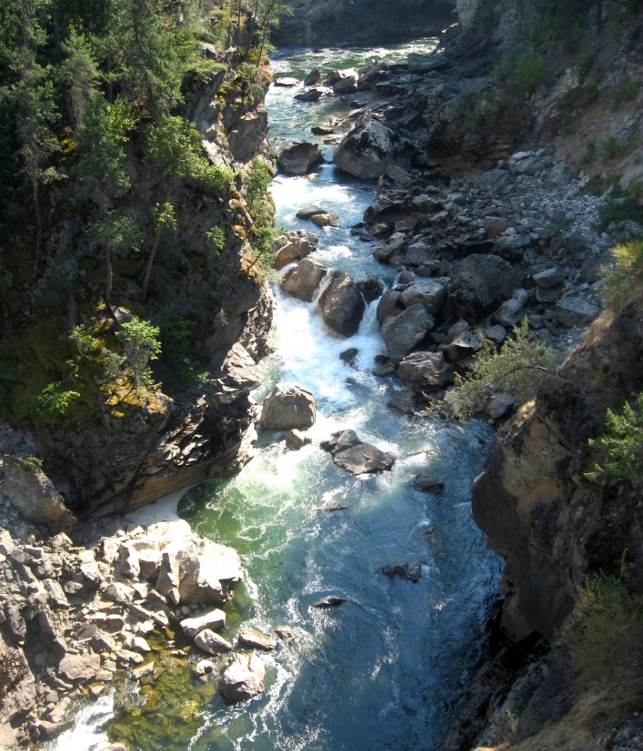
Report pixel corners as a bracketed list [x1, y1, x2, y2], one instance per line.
[276, 0, 455, 47]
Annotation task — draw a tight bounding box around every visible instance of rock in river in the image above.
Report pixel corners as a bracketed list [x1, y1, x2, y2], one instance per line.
[318, 271, 366, 337]
[277, 141, 324, 175]
[321, 430, 395, 475]
[238, 626, 277, 651]
[180, 608, 226, 639]
[194, 629, 233, 656]
[261, 385, 317, 431]
[334, 118, 396, 179]
[273, 230, 318, 270]
[219, 653, 266, 704]
[282, 258, 328, 301]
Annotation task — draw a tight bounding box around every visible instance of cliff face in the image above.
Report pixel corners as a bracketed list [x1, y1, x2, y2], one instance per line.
[0, 50, 275, 520]
[276, 0, 456, 47]
[473, 294, 643, 641]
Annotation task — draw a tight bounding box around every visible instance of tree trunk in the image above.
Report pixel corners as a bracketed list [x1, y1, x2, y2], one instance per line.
[142, 231, 161, 302]
[32, 178, 42, 272]
[105, 246, 113, 302]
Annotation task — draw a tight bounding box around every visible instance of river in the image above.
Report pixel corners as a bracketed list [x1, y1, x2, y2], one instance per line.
[51, 40, 501, 751]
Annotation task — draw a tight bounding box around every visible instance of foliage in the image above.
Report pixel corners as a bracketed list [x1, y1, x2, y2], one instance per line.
[59, 27, 100, 131]
[512, 52, 546, 95]
[558, 576, 643, 687]
[451, 320, 558, 419]
[207, 225, 226, 256]
[116, 317, 162, 387]
[0, 359, 18, 418]
[602, 239, 643, 308]
[146, 115, 233, 194]
[587, 393, 643, 483]
[612, 79, 640, 110]
[34, 381, 81, 420]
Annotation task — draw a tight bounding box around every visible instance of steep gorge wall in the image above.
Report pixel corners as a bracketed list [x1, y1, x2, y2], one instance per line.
[276, 0, 456, 47]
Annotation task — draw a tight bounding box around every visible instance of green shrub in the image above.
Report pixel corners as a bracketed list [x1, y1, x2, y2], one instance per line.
[451, 320, 558, 419]
[513, 52, 546, 94]
[558, 577, 643, 687]
[34, 382, 81, 420]
[587, 393, 643, 483]
[602, 239, 643, 308]
[116, 317, 161, 388]
[612, 79, 640, 110]
[206, 225, 226, 256]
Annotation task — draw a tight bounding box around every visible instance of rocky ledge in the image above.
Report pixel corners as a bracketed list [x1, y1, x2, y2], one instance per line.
[0, 496, 279, 748]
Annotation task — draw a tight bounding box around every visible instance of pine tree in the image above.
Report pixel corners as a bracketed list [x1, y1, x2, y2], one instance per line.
[59, 27, 100, 131]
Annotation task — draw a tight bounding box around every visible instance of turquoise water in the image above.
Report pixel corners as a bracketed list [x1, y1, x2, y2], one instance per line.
[51, 40, 501, 751]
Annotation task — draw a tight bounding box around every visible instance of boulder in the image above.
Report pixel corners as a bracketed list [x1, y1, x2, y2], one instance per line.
[273, 231, 318, 270]
[177, 540, 243, 606]
[452, 254, 519, 316]
[180, 609, 226, 639]
[397, 352, 453, 390]
[334, 118, 396, 179]
[295, 88, 324, 102]
[304, 69, 322, 86]
[332, 68, 359, 94]
[533, 267, 564, 289]
[381, 304, 434, 363]
[296, 206, 326, 220]
[321, 430, 396, 475]
[219, 653, 266, 704]
[318, 271, 366, 337]
[261, 386, 317, 431]
[277, 142, 324, 176]
[357, 276, 384, 303]
[0, 456, 75, 532]
[104, 582, 136, 605]
[377, 291, 402, 323]
[445, 331, 482, 363]
[58, 653, 101, 683]
[555, 296, 600, 327]
[310, 212, 339, 228]
[399, 279, 447, 314]
[284, 429, 312, 450]
[238, 626, 277, 651]
[282, 259, 328, 302]
[194, 629, 233, 656]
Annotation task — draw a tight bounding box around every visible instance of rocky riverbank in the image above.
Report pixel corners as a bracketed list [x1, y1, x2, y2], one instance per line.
[0, 492, 280, 748]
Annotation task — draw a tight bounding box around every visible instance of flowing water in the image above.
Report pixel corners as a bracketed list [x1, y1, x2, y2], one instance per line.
[52, 40, 501, 751]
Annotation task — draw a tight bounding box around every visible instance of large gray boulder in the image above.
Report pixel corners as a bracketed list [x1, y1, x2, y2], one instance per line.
[318, 271, 366, 337]
[397, 352, 453, 390]
[399, 279, 448, 314]
[194, 629, 232, 655]
[381, 304, 434, 363]
[555, 296, 600, 327]
[0, 456, 76, 532]
[261, 386, 317, 431]
[321, 430, 396, 475]
[334, 118, 397, 179]
[282, 259, 328, 302]
[219, 653, 266, 704]
[277, 142, 324, 175]
[180, 609, 226, 639]
[452, 254, 519, 317]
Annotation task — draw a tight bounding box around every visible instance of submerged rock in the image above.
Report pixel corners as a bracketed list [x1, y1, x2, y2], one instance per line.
[261, 386, 317, 431]
[414, 476, 445, 493]
[219, 653, 266, 704]
[321, 430, 396, 474]
[381, 562, 422, 583]
[311, 596, 347, 609]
